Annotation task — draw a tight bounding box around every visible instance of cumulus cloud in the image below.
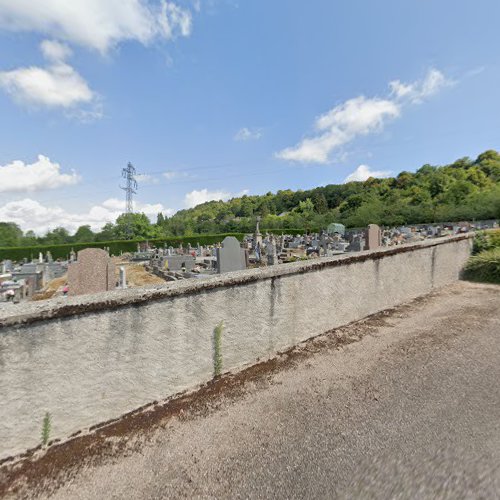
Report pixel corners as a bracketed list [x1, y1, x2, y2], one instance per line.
[0, 0, 193, 54]
[184, 188, 249, 208]
[343, 164, 392, 183]
[276, 68, 452, 164]
[277, 97, 399, 164]
[0, 197, 173, 235]
[0, 39, 100, 115]
[0, 154, 80, 193]
[234, 127, 262, 141]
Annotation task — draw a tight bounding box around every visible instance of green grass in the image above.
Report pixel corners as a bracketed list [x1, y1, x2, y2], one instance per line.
[473, 229, 500, 254]
[213, 321, 224, 377]
[41, 412, 51, 446]
[463, 247, 500, 284]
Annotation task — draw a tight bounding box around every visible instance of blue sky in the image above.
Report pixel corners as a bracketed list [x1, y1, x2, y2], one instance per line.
[0, 0, 499, 234]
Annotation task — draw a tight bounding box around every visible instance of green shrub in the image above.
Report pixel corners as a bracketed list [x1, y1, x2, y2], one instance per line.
[463, 247, 500, 284]
[473, 229, 500, 254]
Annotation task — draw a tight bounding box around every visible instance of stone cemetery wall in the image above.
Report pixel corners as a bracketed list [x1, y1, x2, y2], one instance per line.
[0, 235, 473, 460]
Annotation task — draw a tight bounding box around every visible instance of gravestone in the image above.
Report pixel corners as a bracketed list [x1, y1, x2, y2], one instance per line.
[254, 216, 263, 250]
[349, 235, 365, 252]
[2, 260, 13, 273]
[67, 248, 115, 297]
[319, 234, 328, 255]
[119, 266, 127, 289]
[266, 237, 278, 266]
[216, 236, 247, 274]
[162, 254, 196, 272]
[255, 242, 262, 262]
[365, 224, 382, 250]
[327, 222, 346, 237]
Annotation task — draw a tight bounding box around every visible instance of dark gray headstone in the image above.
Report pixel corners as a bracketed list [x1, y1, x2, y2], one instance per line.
[216, 237, 246, 274]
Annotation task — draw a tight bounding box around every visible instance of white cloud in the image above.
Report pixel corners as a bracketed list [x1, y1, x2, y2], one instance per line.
[276, 97, 399, 164]
[0, 154, 80, 193]
[0, 0, 192, 54]
[0, 39, 100, 115]
[343, 164, 392, 183]
[0, 197, 173, 235]
[40, 39, 72, 62]
[234, 127, 262, 141]
[184, 189, 232, 208]
[135, 173, 159, 185]
[163, 170, 190, 180]
[184, 188, 249, 208]
[276, 68, 452, 164]
[389, 68, 453, 104]
[158, 2, 192, 39]
[0, 62, 94, 109]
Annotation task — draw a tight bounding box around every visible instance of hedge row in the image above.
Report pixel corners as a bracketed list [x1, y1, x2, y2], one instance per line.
[0, 228, 329, 262]
[0, 233, 246, 262]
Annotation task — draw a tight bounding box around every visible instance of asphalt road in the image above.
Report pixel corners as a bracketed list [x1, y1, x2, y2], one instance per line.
[46, 282, 500, 499]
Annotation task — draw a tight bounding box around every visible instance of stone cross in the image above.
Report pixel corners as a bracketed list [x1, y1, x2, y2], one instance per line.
[254, 216, 263, 250]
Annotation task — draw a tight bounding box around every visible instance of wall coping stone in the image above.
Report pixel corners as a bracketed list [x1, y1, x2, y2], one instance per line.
[0, 234, 473, 329]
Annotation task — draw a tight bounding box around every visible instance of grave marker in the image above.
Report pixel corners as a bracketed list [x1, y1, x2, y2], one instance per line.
[216, 237, 247, 274]
[67, 248, 115, 296]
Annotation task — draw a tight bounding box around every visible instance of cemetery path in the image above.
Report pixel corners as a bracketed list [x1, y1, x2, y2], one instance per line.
[15, 282, 500, 499]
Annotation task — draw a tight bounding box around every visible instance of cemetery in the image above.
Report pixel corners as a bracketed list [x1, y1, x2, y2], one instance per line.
[0, 219, 497, 304]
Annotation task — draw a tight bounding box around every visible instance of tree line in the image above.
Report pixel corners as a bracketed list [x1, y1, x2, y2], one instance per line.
[1, 150, 499, 247]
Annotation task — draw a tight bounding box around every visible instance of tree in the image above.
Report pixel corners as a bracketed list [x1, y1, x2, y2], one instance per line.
[115, 213, 155, 239]
[73, 225, 95, 243]
[42, 227, 71, 245]
[1, 149, 499, 241]
[295, 198, 314, 214]
[312, 192, 328, 214]
[21, 230, 38, 246]
[0, 222, 23, 247]
[95, 223, 117, 241]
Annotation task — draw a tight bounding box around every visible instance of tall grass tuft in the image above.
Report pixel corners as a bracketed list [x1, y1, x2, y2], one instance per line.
[213, 321, 224, 377]
[473, 229, 500, 254]
[464, 247, 500, 284]
[41, 412, 51, 446]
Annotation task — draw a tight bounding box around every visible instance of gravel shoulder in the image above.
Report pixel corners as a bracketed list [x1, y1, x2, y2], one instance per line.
[4, 281, 500, 499]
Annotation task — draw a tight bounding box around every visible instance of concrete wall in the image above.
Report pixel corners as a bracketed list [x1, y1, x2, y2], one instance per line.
[0, 235, 472, 460]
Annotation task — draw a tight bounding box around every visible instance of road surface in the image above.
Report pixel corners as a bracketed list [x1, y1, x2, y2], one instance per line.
[15, 282, 500, 498]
